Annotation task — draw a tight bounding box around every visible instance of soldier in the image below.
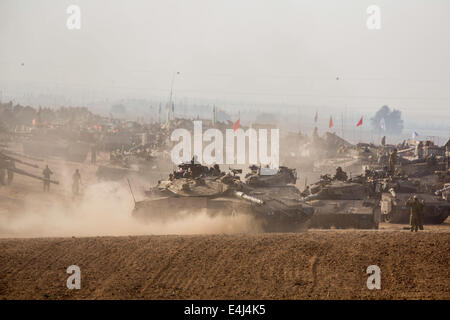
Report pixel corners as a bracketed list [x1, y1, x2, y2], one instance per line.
[72, 169, 81, 196]
[212, 164, 221, 176]
[388, 148, 397, 175]
[333, 167, 348, 181]
[418, 199, 425, 230]
[0, 167, 5, 185]
[415, 141, 424, 159]
[91, 145, 97, 164]
[406, 195, 422, 232]
[6, 160, 15, 185]
[42, 165, 53, 192]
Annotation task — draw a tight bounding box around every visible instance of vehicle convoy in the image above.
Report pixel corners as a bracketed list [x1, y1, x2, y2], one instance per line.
[0, 150, 59, 186]
[133, 162, 314, 232]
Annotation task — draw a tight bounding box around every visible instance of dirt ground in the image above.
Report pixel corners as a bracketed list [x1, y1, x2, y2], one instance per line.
[0, 150, 449, 300]
[0, 232, 449, 300]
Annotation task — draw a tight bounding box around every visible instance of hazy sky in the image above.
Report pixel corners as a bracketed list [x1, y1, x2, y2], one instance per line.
[1, 0, 450, 120]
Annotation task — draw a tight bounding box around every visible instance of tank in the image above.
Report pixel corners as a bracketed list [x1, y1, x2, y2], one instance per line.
[362, 161, 450, 224]
[380, 189, 449, 224]
[133, 163, 314, 232]
[96, 148, 155, 181]
[96, 164, 140, 181]
[302, 170, 380, 229]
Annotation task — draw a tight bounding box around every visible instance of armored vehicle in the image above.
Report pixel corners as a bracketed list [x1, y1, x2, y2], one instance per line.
[380, 191, 449, 224]
[133, 163, 314, 232]
[302, 170, 380, 229]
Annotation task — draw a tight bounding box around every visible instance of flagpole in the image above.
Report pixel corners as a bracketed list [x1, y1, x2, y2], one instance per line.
[168, 71, 180, 122]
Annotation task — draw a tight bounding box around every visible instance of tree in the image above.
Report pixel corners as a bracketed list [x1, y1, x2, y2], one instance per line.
[370, 105, 404, 135]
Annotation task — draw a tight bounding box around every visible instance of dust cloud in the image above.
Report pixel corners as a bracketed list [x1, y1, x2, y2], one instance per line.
[0, 181, 261, 238]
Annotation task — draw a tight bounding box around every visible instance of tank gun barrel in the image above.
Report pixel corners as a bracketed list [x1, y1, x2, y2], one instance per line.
[435, 185, 450, 196]
[389, 188, 397, 198]
[234, 191, 264, 205]
[397, 147, 415, 154]
[301, 193, 319, 202]
[8, 167, 59, 184]
[1, 150, 44, 163]
[0, 152, 39, 168]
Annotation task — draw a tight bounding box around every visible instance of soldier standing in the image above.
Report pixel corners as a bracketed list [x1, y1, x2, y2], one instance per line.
[388, 149, 397, 175]
[6, 160, 15, 185]
[333, 167, 348, 181]
[42, 165, 53, 192]
[418, 199, 425, 230]
[406, 195, 422, 232]
[72, 169, 81, 196]
[91, 145, 97, 164]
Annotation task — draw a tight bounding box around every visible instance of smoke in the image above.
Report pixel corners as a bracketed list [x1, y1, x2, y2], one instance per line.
[0, 181, 261, 238]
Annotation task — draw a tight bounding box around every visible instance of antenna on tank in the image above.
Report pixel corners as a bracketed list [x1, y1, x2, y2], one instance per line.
[126, 178, 136, 204]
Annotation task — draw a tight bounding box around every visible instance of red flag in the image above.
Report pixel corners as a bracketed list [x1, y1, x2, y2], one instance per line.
[233, 119, 240, 131]
[329, 116, 333, 128]
[32, 119, 36, 126]
[356, 116, 363, 127]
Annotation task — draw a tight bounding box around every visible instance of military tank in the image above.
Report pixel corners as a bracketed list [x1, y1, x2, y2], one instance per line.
[133, 162, 314, 232]
[96, 147, 155, 181]
[301, 169, 380, 229]
[360, 162, 450, 224]
[380, 190, 449, 224]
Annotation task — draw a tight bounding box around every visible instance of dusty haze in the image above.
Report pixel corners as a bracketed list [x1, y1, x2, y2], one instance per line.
[0, 0, 449, 123]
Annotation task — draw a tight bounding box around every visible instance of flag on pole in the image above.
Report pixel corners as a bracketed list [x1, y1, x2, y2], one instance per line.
[314, 111, 318, 123]
[356, 116, 363, 127]
[166, 103, 170, 124]
[158, 103, 161, 123]
[412, 131, 419, 139]
[233, 119, 240, 131]
[380, 118, 386, 131]
[329, 116, 333, 128]
[233, 113, 240, 131]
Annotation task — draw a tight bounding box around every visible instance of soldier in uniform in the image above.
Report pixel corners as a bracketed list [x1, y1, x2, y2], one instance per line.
[42, 165, 53, 192]
[333, 167, 348, 181]
[406, 195, 423, 232]
[6, 160, 15, 185]
[72, 169, 81, 196]
[418, 199, 425, 230]
[91, 145, 97, 164]
[388, 148, 397, 175]
[0, 167, 5, 185]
